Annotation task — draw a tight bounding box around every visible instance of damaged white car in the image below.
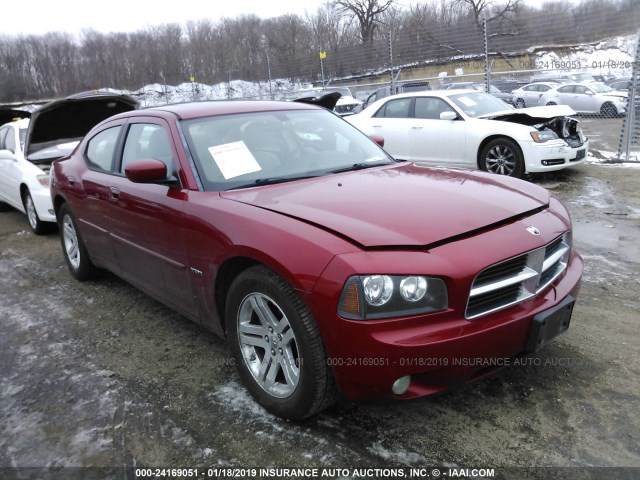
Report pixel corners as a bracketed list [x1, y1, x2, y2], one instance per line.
[0, 91, 138, 233]
[347, 90, 588, 178]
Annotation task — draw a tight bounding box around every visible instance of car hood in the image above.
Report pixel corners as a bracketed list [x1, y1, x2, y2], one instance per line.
[25, 91, 139, 164]
[0, 108, 30, 126]
[221, 163, 550, 248]
[602, 91, 627, 100]
[294, 92, 341, 112]
[479, 104, 576, 121]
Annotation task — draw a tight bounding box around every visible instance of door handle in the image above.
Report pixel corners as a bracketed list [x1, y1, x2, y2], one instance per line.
[109, 187, 120, 201]
[411, 125, 423, 129]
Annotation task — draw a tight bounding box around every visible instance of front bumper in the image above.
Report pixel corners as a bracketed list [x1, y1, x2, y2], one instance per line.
[30, 183, 56, 223]
[308, 209, 583, 402]
[522, 138, 589, 173]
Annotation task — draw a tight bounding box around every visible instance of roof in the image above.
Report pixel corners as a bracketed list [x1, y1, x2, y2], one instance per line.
[135, 100, 322, 121]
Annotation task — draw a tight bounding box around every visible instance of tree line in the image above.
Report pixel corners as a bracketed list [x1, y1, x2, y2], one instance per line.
[0, 0, 638, 102]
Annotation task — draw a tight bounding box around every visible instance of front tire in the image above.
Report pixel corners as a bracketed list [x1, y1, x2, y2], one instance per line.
[479, 138, 525, 178]
[514, 98, 525, 109]
[23, 190, 50, 235]
[226, 265, 337, 420]
[58, 203, 99, 281]
[600, 102, 617, 118]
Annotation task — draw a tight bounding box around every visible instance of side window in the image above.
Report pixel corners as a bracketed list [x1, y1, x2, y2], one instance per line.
[121, 124, 175, 175]
[574, 86, 588, 95]
[414, 97, 455, 120]
[0, 127, 8, 150]
[558, 86, 573, 94]
[4, 127, 17, 153]
[85, 126, 122, 172]
[374, 98, 412, 119]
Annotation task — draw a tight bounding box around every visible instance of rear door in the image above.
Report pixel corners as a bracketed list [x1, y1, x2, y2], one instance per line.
[78, 121, 126, 272]
[365, 97, 413, 160]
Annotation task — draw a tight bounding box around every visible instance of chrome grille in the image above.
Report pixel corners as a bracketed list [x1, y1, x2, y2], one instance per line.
[466, 232, 571, 319]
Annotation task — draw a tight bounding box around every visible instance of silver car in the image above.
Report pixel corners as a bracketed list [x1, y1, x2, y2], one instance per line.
[541, 82, 627, 117]
[511, 82, 560, 109]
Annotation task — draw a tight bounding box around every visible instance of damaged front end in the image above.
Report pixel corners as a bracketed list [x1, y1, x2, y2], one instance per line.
[532, 116, 585, 148]
[485, 105, 586, 149]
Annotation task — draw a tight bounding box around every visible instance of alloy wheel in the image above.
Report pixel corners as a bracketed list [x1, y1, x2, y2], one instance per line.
[236, 292, 300, 398]
[485, 145, 516, 176]
[62, 213, 81, 269]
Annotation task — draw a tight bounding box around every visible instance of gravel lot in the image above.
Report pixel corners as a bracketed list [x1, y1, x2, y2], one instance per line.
[1, 160, 639, 480]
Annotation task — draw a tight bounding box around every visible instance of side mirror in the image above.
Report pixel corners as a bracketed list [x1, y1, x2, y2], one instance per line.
[440, 111, 458, 120]
[369, 134, 384, 148]
[125, 159, 177, 185]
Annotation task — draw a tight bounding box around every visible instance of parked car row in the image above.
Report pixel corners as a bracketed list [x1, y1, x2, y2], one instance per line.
[1, 93, 583, 421]
[512, 82, 627, 116]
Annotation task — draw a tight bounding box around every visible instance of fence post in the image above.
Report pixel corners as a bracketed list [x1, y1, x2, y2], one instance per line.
[483, 17, 491, 92]
[617, 31, 640, 162]
[388, 32, 395, 93]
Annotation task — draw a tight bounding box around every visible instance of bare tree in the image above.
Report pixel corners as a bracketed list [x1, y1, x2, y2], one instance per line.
[454, 0, 522, 30]
[331, 0, 395, 43]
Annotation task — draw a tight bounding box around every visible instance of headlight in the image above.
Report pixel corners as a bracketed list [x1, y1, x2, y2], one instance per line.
[338, 275, 448, 320]
[37, 174, 50, 188]
[530, 130, 559, 143]
[362, 275, 393, 306]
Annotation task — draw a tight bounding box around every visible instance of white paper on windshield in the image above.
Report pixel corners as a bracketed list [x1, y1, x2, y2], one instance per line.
[457, 96, 476, 107]
[208, 141, 262, 179]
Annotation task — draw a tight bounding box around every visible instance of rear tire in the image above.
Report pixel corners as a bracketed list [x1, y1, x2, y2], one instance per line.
[546, 101, 557, 106]
[226, 265, 337, 420]
[58, 203, 99, 281]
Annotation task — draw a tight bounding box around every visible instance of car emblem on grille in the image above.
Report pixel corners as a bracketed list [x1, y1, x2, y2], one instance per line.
[526, 226, 541, 236]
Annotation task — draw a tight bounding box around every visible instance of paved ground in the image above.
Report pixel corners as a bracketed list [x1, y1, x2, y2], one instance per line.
[1, 161, 639, 480]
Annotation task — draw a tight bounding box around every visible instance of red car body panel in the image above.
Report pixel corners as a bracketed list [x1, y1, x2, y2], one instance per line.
[50, 102, 583, 404]
[221, 164, 550, 247]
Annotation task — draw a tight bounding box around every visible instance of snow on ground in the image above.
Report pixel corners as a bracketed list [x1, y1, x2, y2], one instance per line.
[534, 33, 637, 78]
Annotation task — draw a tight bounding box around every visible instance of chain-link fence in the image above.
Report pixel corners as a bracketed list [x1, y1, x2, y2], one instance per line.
[258, 12, 640, 163]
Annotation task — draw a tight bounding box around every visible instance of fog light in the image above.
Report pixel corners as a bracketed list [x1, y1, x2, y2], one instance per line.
[392, 375, 411, 395]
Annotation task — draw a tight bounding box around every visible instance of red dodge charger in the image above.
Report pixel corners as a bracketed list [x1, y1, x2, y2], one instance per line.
[50, 100, 583, 420]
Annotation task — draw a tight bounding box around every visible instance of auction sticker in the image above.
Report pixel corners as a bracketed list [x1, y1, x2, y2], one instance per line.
[209, 141, 261, 179]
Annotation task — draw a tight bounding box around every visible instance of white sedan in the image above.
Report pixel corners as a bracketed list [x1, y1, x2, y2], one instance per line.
[540, 82, 627, 117]
[511, 82, 560, 108]
[346, 90, 589, 178]
[0, 117, 57, 234]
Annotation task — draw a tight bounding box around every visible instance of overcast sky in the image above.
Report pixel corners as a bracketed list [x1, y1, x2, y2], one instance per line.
[1, 0, 330, 36]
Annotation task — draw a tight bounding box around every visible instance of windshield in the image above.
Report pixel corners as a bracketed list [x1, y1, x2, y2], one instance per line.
[181, 109, 394, 191]
[448, 92, 513, 117]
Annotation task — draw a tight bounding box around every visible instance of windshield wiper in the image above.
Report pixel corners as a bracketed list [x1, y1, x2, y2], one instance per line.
[227, 175, 320, 190]
[328, 161, 389, 174]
